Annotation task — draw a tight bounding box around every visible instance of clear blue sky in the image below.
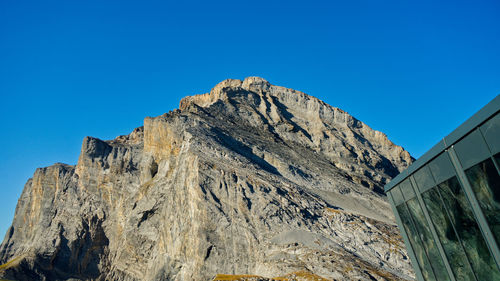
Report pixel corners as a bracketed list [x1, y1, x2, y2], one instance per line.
[1, 0, 499, 238]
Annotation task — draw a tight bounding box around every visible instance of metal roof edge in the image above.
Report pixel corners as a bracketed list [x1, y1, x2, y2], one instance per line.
[444, 95, 500, 146]
[385, 94, 500, 193]
[383, 140, 445, 192]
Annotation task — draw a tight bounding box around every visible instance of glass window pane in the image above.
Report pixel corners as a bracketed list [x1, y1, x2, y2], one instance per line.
[397, 204, 437, 281]
[391, 185, 405, 206]
[414, 165, 435, 193]
[400, 179, 416, 201]
[480, 112, 500, 154]
[428, 152, 456, 185]
[422, 187, 476, 281]
[438, 176, 500, 280]
[455, 130, 491, 170]
[465, 158, 500, 245]
[406, 198, 451, 281]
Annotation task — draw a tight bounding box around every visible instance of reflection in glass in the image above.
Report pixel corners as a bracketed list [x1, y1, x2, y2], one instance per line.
[397, 203, 436, 281]
[406, 198, 450, 281]
[438, 176, 500, 280]
[422, 187, 475, 281]
[465, 158, 500, 244]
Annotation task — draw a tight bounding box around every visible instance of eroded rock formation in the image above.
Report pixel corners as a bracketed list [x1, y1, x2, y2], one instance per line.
[0, 77, 414, 280]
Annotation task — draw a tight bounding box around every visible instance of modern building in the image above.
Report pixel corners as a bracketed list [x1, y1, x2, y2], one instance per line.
[384, 95, 500, 281]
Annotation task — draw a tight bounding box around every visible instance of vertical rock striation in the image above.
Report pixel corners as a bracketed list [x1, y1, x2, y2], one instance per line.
[0, 77, 414, 280]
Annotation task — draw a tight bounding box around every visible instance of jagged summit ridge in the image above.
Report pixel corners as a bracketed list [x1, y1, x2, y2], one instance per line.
[183, 77, 407, 153]
[180, 77, 411, 190]
[0, 77, 414, 281]
[181, 77, 355, 126]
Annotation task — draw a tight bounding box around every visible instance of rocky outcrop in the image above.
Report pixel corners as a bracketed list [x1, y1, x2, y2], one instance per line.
[0, 77, 414, 280]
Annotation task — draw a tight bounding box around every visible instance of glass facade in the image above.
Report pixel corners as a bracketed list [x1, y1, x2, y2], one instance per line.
[385, 98, 500, 281]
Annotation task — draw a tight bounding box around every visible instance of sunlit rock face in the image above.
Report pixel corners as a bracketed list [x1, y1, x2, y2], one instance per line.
[0, 77, 415, 281]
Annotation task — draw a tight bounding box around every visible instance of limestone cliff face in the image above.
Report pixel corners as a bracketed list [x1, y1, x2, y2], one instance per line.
[0, 77, 414, 281]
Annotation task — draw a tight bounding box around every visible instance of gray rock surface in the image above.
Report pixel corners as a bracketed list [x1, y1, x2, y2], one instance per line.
[0, 77, 414, 280]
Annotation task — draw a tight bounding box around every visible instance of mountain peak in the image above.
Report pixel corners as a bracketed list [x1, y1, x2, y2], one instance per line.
[178, 78, 411, 182]
[210, 76, 271, 92]
[180, 77, 272, 110]
[241, 76, 271, 91]
[0, 78, 414, 281]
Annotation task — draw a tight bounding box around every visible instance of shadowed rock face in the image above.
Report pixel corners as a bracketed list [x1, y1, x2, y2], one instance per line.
[0, 77, 415, 281]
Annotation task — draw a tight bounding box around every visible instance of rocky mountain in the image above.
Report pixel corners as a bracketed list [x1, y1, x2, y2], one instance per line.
[0, 77, 414, 280]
